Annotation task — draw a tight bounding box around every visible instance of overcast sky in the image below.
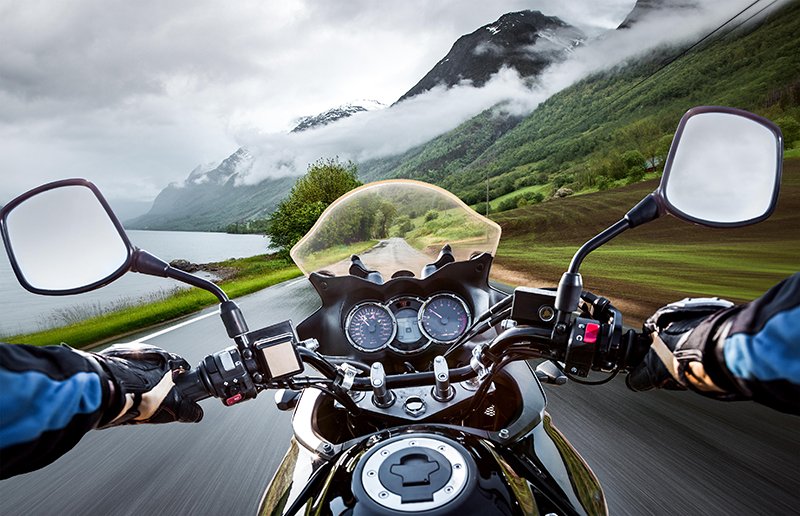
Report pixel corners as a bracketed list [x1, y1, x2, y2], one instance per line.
[0, 0, 775, 209]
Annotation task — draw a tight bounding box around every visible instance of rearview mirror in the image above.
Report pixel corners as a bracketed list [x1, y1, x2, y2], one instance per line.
[658, 106, 783, 227]
[0, 179, 134, 295]
[555, 106, 784, 322]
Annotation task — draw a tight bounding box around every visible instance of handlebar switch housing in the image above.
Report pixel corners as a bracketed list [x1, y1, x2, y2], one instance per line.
[202, 346, 258, 405]
[564, 317, 602, 377]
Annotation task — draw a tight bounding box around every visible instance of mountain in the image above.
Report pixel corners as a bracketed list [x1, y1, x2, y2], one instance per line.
[359, 0, 800, 206]
[132, 9, 585, 232]
[126, 149, 296, 231]
[397, 10, 584, 102]
[132, 1, 800, 232]
[127, 99, 390, 230]
[291, 100, 385, 132]
[617, 0, 699, 29]
[108, 199, 152, 222]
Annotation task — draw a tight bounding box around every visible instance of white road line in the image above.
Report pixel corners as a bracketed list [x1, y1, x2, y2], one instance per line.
[129, 277, 306, 343]
[133, 309, 221, 343]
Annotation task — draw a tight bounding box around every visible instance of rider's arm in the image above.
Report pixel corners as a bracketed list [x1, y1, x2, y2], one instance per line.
[0, 342, 203, 479]
[690, 272, 800, 414]
[628, 273, 800, 415]
[0, 344, 110, 479]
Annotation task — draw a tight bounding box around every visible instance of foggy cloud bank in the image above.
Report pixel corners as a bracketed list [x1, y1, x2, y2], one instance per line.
[233, 0, 775, 186]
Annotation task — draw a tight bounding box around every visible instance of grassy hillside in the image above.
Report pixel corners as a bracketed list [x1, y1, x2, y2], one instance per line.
[491, 158, 800, 324]
[359, 108, 522, 183]
[363, 1, 800, 209]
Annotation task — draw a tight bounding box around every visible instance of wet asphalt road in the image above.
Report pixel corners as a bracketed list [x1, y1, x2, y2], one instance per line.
[2, 277, 799, 515]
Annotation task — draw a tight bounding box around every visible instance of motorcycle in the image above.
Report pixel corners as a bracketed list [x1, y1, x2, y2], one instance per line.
[0, 106, 783, 515]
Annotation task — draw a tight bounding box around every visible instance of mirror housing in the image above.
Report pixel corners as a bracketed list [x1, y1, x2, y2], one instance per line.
[0, 179, 135, 295]
[555, 106, 783, 328]
[1, 178, 251, 337]
[657, 106, 783, 227]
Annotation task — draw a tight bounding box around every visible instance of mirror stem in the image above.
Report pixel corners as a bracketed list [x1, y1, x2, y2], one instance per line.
[567, 219, 630, 274]
[555, 194, 660, 318]
[555, 219, 629, 322]
[131, 249, 230, 303]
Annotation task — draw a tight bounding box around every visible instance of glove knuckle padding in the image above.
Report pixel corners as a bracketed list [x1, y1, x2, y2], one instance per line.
[628, 297, 732, 393]
[96, 344, 203, 426]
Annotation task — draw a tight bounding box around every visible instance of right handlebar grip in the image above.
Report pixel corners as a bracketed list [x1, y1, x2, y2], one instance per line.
[174, 367, 213, 403]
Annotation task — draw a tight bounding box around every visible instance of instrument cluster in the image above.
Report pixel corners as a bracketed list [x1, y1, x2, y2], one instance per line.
[344, 293, 472, 355]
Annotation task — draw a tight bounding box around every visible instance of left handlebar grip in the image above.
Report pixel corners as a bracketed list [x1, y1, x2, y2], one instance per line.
[174, 367, 212, 403]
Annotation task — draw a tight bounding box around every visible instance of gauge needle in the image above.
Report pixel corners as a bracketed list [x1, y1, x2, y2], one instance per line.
[430, 309, 443, 319]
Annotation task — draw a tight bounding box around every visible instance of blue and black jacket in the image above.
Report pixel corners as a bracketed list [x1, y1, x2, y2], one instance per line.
[0, 344, 111, 479]
[693, 272, 800, 414]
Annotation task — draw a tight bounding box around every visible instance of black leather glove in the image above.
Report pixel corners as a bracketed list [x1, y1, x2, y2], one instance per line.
[626, 297, 733, 394]
[89, 343, 204, 427]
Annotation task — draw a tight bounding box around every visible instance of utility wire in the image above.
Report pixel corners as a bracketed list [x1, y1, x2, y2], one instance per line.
[478, 0, 781, 207]
[601, 0, 770, 114]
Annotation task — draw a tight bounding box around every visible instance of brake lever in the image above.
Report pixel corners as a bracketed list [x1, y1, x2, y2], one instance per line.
[534, 361, 567, 385]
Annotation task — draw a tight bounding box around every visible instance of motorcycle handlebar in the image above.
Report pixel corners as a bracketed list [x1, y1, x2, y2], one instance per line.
[174, 314, 645, 405]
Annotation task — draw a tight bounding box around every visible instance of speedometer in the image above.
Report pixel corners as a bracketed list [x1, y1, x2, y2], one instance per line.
[345, 302, 397, 352]
[419, 293, 471, 344]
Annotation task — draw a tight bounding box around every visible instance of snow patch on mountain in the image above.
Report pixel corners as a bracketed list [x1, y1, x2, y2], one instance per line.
[291, 100, 386, 132]
[182, 148, 253, 187]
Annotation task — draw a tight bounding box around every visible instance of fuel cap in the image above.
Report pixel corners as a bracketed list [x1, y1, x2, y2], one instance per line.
[356, 434, 473, 513]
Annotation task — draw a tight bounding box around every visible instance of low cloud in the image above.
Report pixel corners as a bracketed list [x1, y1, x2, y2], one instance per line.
[2, 0, 785, 204]
[232, 0, 777, 185]
[235, 67, 540, 185]
[474, 41, 505, 56]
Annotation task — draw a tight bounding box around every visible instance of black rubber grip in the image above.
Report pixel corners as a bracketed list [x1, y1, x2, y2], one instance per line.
[174, 367, 213, 402]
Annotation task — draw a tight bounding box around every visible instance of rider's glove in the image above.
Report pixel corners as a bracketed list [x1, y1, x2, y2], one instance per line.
[86, 343, 204, 427]
[626, 297, 742, 398]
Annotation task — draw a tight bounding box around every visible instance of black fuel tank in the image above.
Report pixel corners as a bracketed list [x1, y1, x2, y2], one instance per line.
[262, 426, 601, 516]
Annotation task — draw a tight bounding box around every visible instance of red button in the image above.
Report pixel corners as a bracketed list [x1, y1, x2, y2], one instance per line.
[584, 323, 600, 344]
[225, 393, 243, 406]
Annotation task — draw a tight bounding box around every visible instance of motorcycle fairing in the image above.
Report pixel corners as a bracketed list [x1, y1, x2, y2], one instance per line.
[296, 253, 506, 369]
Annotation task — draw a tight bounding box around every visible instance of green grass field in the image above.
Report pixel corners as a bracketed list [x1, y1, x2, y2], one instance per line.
[6, 255, 301, 348]
[492, 158, 800, 323]
[487, 184, 550, 210]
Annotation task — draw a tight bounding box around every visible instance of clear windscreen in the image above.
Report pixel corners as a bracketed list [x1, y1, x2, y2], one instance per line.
[290, 180, 501, 278]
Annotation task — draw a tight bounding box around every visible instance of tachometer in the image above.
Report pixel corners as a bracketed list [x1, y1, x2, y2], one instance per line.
[419, 293, 471, 344]
[345, 302, 397, 352]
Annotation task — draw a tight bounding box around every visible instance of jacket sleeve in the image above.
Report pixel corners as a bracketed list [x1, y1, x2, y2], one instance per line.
[692, 272, 800, 415]
[0, 343, 111, 479]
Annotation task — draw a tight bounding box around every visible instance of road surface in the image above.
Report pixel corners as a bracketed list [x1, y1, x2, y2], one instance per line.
[322, 237, 435, 277]
[2, 277, 798, 515]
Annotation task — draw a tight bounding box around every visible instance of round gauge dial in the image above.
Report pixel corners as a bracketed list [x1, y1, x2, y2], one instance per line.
[419, 294, 471, 344]
[346, 302, 397, 352]
[387, 297, 430, 354]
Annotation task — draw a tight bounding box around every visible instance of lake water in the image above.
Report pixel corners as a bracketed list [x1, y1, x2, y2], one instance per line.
[0, 230, 273, 336]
